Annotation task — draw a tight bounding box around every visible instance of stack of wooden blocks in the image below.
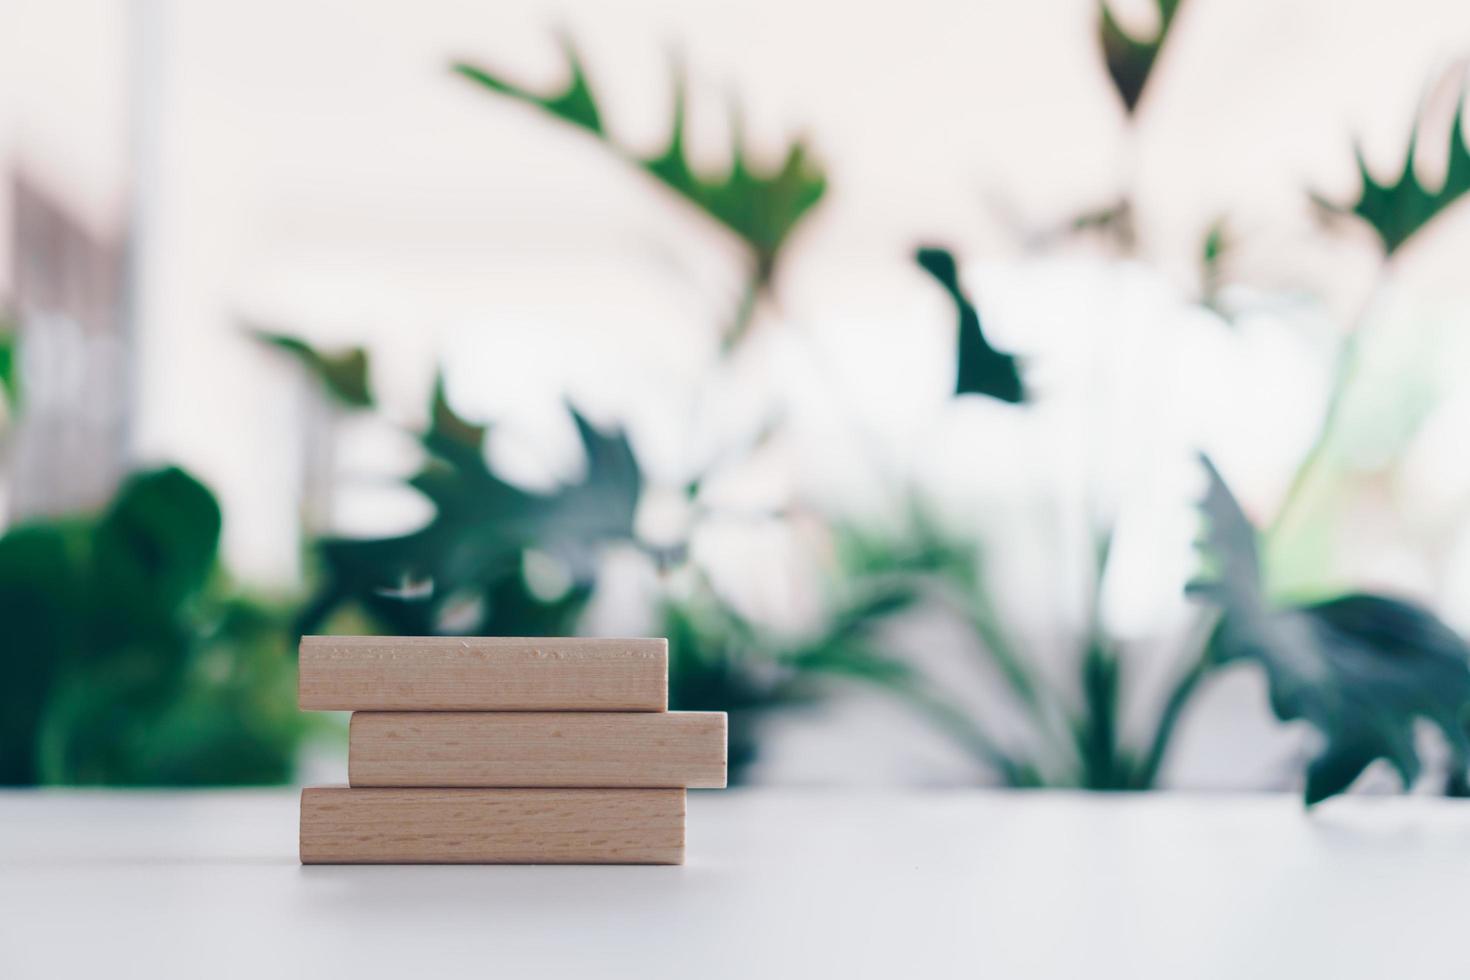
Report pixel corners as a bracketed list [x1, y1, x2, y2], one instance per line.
[297, 636, 726, 865]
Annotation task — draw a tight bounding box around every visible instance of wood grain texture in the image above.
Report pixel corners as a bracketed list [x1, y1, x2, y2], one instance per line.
[349, 711, 728, 788]
[298, 636, 668, 711]
[299, 787, 685, 864]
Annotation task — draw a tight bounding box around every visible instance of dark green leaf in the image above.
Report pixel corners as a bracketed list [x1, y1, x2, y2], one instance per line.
[1190, 455, 1470, 804]
[0, 464, 304, 786]
[1316, 86, 1470, 255]
[255, 331, 374, 408]
[453, 39, 827, 340]
[662, 597, 809, 782]
[93, 467, 222, 615]
[1071, 641, 1141, 789]
[304, 392, 642, 636]
[426, 372, 488, 452]
[1099, 0, 1185, 114]
[0, 525, 82, 783]
[916, 246, 1025, 403]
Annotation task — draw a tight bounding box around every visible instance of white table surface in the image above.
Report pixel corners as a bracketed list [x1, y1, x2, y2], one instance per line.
[1, 789, 1466, 979]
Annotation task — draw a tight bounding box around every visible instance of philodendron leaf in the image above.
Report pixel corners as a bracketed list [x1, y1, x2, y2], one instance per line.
[1099, 0, 1186, 114]
[303, 383, 642, 635]
[426, 373, 488, 453]
[916, 247, 1025, 403]
[1189, 455, 1470, 804]
[1316, 84, 1470, 256]
[255, 331, 374, 409]
[453, 38, 827, 337]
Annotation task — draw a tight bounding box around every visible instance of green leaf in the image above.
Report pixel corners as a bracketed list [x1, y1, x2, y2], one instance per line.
[916, 247, 1025, 403]
[0, 464, 305, 786]
[1316, 87, 1470, 256]
[1190, 455, 1470, 804]
[662, 597, 809, 782]
[0, 525, 83, 783]
[0, 318, 18, 411]
[304, 393, 642, 636]
[255, 331, 374, 408]
[93, 467, 223, 616]
[454, 36, 603, 135]
[1071, 641, 1141, 789]
[426, 373, 488, 452]
[1099, 0, 1186, 114]
[453, 39, 827, 340]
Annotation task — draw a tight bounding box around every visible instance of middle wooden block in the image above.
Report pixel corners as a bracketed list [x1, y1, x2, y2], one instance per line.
[348, 711, 728, 789]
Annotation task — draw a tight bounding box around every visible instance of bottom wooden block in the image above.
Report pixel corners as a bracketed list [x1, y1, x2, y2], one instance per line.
[299, 787, 686, 865]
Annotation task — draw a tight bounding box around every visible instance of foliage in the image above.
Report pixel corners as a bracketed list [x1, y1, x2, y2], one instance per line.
[275, 334, 809, 780]
[300, 374, 641, 638]
[11, 18, 1470, 800]
[1098, 0, 1186, 114]
[915, 247, 1026, 403]
[1189, 456, 1470, 804]
[454, 37, 827, 343]
[0, 467, 308, 785]
[821, 518, 1206, 791]
[660, 590, 808, 782]
[1315, 85, 1470, 256]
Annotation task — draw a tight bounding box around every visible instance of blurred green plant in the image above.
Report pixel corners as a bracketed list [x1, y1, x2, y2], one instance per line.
[1314, 85, 1470, 257]
[814, 509, 1202, 791]
[268, 335, 643, 638]
[833, 224, 1470, 803]
[1098, 0, 1187, 115]
[0, 313, 17, 412]
[1189, 457, 1470, 804]
[12, 19, 1469, 802]
[1275, 73, 1470, 550]
[0, 467, 308, 785]
[833, 37, 1470, 805]
[255, 330, 373, 408]
[916, 247, 1026, 403]
[453, 37, 827, 345]
[272, 335, 836, 781]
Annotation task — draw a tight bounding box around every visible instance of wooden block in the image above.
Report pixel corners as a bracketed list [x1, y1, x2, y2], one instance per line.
[299, 787, 685, 865]
[349, 711, 728, 789]
[298, 636, 667, 711]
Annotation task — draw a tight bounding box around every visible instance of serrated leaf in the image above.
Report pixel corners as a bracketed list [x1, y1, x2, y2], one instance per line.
[453, 39, 827, 339]
[303, 393, 642, 636]
[1190, 455, 1470, 804]
[454, 37, 603, 135]
[426, 373, 488, 452]
[1316, 87, 1470, 255]
[255, 331, 373, 409]
[916, 246, 1025, 403]
[1099, 0, 1185, 114]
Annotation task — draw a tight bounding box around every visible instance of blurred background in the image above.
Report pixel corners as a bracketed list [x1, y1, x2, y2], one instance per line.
[5, 0, 1470, 799]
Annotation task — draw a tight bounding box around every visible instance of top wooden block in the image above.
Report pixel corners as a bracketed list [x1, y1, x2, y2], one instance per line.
[298, 636, 668, 711]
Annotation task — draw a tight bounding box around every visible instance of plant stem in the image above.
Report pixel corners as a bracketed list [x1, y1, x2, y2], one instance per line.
[1266, 264, 1392, 541]
[1265, 328, 1364, 540]
[1132, 611, 1217, 788]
